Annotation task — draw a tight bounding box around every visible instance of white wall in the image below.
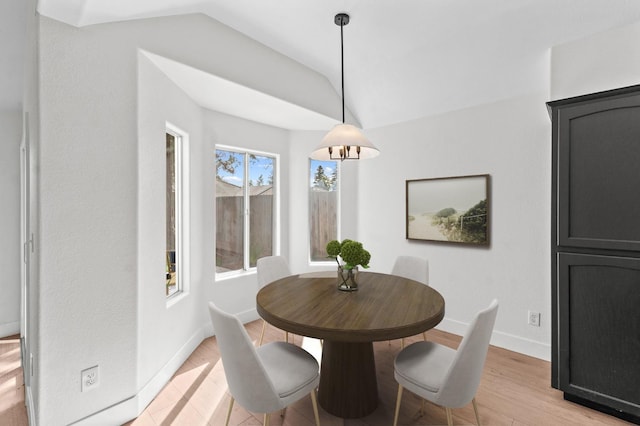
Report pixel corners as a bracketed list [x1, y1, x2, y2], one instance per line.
[38, 16, 140, 425]
[357, 91, 553, 360]
[0, 110, 22, 337]
[349, 18, 640, 362]
[0, 0, 27, 339]
[551, 20, 640, 100]
[136, 52, 208, 403]
[23, 0, 41, 421]
[35, 13, 339, 425]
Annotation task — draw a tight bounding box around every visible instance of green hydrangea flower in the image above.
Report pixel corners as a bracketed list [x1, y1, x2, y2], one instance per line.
[326, 240, 341, 257]
[361, 250, 371, 268]
[339, 239, 353, 250]
[325, 238, 371, 269]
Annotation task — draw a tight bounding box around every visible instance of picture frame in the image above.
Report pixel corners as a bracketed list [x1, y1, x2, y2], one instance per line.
[406, 174, 490, 245]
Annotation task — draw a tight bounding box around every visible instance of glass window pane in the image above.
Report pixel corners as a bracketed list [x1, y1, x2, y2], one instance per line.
[249, 155, 274, 267]
[216, 149, 245, 272]
[309, 159, 338, 261]
[166, 133, 178, 296]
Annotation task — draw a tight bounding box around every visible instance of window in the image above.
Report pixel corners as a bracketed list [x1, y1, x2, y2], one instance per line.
[166, 130, 184, 297]
[216, 147, 277, 274]
[309, 159, 339, 261]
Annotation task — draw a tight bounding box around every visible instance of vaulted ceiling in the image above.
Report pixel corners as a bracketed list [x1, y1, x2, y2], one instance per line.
[7, 1, 640, 128]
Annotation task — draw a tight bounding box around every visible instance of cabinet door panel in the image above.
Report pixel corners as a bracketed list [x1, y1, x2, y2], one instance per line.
[558, 253, 640, 417]
[557, 94, 640, 251]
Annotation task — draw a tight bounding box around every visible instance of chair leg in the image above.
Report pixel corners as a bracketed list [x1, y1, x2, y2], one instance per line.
[445, 407, 453, 426]
[285, 331, 289, 343]
[422, 331, 427, 341]
[393, 385, 404, 426]
[259, 320, 266, 346]
[401, 338, 405, 349]
[472, 397, 481, 426]
[310, 389, 321, 426]
[264, 412, 270, 426]
[420, 398, 426, 416]
[224, 396, 234, 426]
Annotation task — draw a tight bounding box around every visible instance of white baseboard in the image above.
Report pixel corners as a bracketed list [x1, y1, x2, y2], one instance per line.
[0, 321, 20, 338]
[71, 326, 206, 425]
[205, 308, 551, 361]
[72, 307, 263, 424]
[211, 308, 551, 361]
[203, 307, 260, 338]
[134, 328, 205, 413]
[436, 318, 551, 362]
[68, 308, 549, 425]
[237, 307, 260, 325]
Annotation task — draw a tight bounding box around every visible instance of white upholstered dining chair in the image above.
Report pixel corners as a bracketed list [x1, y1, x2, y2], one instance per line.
[392, 299, 499, 426]
[257, 255, 291, 345]
[391, 255, 429, 285]
[391, 255, 430, 347]
[208, 302, 321, 426]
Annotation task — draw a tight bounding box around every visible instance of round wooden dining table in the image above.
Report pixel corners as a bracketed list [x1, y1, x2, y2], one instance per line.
[256, 271, 445, 418]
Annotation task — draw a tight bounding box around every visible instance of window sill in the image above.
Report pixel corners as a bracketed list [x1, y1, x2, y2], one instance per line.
[166, 290, 188, 308]
[215, 269, 257, 282]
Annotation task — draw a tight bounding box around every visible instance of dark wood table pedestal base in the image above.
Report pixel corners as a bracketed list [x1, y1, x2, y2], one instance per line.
[318, 340, 379, 418]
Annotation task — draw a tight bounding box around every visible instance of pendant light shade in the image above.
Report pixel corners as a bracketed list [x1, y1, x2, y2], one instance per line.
[311, 123, 379, 160]
[310, 13, 379, 161]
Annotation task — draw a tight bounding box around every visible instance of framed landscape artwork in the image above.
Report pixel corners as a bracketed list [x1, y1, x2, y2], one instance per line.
[406, 174, 490, 245]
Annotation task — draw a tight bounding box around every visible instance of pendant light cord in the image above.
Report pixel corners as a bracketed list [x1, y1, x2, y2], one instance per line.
[340, 18, 345, 123]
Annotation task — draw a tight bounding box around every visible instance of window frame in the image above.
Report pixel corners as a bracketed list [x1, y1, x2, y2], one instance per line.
[166, 123, 189, 301]
[215, 144, 280, 278]
[308, 158, 341, 264]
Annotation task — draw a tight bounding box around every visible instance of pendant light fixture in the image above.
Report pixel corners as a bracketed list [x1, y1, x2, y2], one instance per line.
[310, 13, 379, 161]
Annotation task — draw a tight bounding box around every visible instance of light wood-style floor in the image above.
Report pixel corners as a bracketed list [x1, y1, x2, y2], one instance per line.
[0, 335, 28, 425]
[1, 324, 632, 425]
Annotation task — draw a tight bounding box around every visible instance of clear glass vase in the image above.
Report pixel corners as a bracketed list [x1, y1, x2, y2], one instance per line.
[337, 265, 358, 291]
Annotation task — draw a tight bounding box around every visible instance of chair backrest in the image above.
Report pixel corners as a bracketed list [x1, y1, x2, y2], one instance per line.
[208, 302, 281, 412]
[437, 299, 499, 407]
[257, 256, 291, 289]
[391, 256, 429, 285]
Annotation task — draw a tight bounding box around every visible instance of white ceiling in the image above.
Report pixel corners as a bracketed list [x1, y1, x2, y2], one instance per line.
[8, 1, 640, 128]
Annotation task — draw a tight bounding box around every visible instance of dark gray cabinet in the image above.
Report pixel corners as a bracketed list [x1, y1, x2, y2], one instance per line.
[548, 86, 640, 424]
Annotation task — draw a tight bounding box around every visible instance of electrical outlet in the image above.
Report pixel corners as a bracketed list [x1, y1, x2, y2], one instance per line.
[81, 366, 100, 392]
[528, 311, 541, 327]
